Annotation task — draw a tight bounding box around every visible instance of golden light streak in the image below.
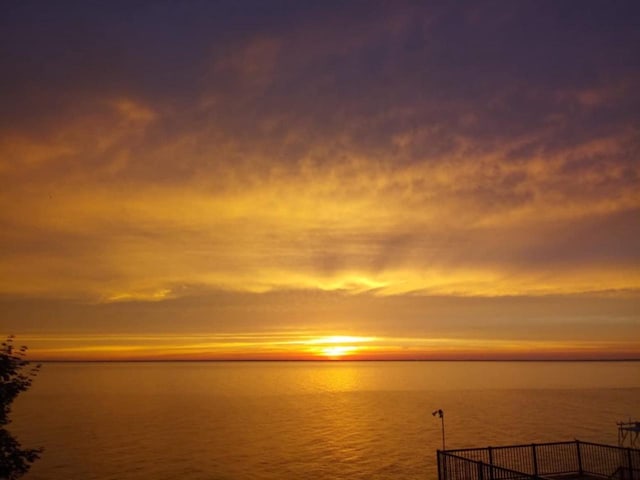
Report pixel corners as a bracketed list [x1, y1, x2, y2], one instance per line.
[14, 332, 640, 361]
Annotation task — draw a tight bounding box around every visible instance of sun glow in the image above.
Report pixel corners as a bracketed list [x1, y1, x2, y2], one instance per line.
[304, 335, 375, 359]
[321, 345, 358, 359]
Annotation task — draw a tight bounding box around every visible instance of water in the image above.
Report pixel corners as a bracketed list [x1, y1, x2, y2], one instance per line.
[11, 361, 640, 479]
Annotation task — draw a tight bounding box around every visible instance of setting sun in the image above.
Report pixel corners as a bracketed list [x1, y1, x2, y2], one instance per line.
[303, 336, 375, 359]
[321, 345, 357, 359]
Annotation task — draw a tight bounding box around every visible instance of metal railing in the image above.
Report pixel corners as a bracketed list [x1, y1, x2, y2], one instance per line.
[437, 441, 640, 480]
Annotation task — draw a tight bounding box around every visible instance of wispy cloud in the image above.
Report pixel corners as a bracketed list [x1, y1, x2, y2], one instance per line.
[0, 1, 638, 358]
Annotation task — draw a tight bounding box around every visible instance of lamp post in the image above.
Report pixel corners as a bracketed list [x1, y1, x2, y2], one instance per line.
[432, 409, 445, 450]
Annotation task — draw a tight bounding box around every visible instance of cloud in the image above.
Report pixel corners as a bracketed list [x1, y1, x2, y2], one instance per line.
[0, 2, 638, 307]
[1, 118, 638, 300]
[3, 290, 638, 359]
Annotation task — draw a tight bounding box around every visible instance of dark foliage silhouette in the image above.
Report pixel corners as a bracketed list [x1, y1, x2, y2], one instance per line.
[0, 336, 42, 479]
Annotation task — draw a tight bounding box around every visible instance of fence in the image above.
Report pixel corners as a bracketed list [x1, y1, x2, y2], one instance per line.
[437, 441, 640, 480]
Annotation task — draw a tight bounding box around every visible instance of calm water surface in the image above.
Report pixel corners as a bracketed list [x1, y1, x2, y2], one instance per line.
[12, 361, 640, 479]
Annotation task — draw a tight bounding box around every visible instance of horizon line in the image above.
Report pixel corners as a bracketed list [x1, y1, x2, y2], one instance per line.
[31, 358, 640, 363]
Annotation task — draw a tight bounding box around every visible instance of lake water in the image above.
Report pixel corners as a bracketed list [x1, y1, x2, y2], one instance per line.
[11, 361, 640, 479]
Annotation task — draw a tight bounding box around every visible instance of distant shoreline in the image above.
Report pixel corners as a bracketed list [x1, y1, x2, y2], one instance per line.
[33, 358, 640, 363]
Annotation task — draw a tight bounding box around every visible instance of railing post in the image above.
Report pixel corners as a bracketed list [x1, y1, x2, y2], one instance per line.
[488, 446, 494, 480]
[477, 460, 484, 480]
[532, 443, 538, 477]
[627, 447, 633, 480]
[576, 440, 583, 476]
[438, 450, 448, 480]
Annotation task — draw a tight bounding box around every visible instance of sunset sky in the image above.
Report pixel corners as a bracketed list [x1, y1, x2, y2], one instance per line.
[1, 1, 639, 360]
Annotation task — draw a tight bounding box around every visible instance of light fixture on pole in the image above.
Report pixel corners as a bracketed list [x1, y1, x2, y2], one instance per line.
[432, 408, 445, 450]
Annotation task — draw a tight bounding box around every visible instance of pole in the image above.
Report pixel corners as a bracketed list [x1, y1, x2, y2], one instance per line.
[433, 409, 446, 451]
[441, 412, 446, 451]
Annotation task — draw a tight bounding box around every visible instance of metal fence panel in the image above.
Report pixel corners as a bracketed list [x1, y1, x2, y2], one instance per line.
[438, 441, 640, 480]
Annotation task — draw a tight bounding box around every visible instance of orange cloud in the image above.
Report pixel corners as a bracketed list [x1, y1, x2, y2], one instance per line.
[1, 2, 639, 361]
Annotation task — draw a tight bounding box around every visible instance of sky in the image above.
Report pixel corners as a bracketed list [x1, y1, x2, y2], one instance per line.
[1, 1, 639, 361]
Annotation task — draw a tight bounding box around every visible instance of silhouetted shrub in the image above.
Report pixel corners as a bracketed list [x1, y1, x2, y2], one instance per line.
[0, 336, 42, 479]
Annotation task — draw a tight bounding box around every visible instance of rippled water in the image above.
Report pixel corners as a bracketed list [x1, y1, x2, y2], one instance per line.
[11, 361, 640, 479]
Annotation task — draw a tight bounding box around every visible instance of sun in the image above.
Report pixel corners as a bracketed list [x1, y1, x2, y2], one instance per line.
[321, 345, 358, 359]
[305, 335, 375, 360]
